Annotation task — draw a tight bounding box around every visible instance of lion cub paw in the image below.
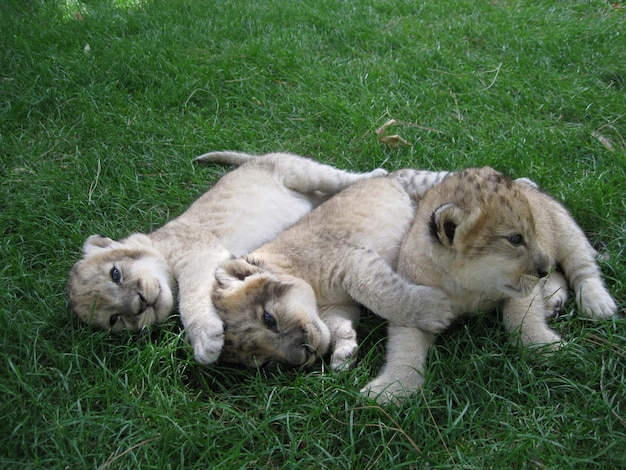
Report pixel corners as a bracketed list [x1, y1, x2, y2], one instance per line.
[416, 314, 454, 335]
[544, 289, 568, 318]
[577, 279, 617, 320]
[360, 378, 414, 405]
[329, 341, 358, 371]
[411, 288, 455, 334]
[185, 319, 225, 365]
[369, 168, 389, 177]
[541, 272, 568, 318]
[396, 286, 455, 334]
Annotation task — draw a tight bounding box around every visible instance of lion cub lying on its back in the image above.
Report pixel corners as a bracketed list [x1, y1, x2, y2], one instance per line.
[211, 170, 457, 370]
[67, 151, 386, 365]
[363, 166, 617, 404]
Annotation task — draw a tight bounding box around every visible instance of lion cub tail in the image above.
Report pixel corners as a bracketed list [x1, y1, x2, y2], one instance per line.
[194, 151, 261, 167]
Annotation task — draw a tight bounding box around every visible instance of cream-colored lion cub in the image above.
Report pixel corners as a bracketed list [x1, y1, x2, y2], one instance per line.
[67, 151, 386, 364]
[363, 166, 617, 404]
[212, 170, 457, 370]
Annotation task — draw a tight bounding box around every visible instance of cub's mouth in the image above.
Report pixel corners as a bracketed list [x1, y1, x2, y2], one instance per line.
[256, 345, 320, 370]
[261, 360, 312, 371]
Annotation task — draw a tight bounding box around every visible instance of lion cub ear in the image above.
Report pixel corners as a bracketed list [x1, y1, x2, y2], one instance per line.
[430, 203, 466, 248]
[82, 234, 116, 255]
[215, 258, 266, 290]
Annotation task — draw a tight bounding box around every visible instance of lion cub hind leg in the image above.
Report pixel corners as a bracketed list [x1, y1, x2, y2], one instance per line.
[501, 285, 563, 349]
[320, 305, 361, 371]
[195, 151, 387, 195]
[361, 325, 434, 405]
[264, 153, 387, 194]
[339, 248, 454, 333]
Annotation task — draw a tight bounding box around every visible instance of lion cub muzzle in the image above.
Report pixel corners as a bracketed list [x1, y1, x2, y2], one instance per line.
[213, 259, 331, 369]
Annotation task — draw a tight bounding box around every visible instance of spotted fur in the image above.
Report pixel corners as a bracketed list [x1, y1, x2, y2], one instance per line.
[362, 166, 617, 404]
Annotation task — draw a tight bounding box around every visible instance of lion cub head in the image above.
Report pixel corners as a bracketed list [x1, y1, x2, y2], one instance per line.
[403, 166, 552, 299]
[212, 258, 331, 369]
[67, 234, 176, 331]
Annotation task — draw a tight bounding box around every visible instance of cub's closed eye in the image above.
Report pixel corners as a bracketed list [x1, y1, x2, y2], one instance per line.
[109, 314, 120, 327]
[506, 234, 524, 246]
[263, 310, 276, 329]
[110, 266, 121, 284]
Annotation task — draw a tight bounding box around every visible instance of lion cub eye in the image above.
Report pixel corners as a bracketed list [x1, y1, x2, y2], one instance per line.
[109, 314, 120, 327]
[262, 310, 277, 330]
[110, 267, 122, 284]
[506, 234, 524, 246]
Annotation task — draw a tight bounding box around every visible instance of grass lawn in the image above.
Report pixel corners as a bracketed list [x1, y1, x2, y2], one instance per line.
[2, 0, 625, 467]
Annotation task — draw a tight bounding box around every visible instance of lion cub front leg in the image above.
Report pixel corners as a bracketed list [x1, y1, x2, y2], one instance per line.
[176, 249, 231, 364]
[501, 284, 562, 348]
[320, 305, 361, 371]
[339, 248, 454, 333]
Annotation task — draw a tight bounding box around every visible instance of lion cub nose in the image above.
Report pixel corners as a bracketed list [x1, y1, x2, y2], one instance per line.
[534, 252, 551, 279]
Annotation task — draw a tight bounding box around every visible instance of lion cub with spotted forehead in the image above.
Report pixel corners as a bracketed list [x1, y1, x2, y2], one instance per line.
[362, 166, 617, 404]
[67, 151, 386, 365]
[211, 170, 457, 370]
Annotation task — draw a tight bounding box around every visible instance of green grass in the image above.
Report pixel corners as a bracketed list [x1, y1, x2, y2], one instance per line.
[2, 0, 625, 467]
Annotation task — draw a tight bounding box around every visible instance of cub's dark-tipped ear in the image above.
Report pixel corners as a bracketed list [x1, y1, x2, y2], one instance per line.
[214, 258, 266, 290]
[82, 234, 116, 254]
[429, 203, 465, 247]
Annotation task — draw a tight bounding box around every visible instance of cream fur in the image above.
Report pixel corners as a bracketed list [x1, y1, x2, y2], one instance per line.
[362, 166, 617, 404]
[67, 151, 387, 364]
[211, 171, 458, 370]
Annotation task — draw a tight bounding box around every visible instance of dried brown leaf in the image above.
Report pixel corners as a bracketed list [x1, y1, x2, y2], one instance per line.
[375, 119, 410, 147]
[592, 131, 614, 152]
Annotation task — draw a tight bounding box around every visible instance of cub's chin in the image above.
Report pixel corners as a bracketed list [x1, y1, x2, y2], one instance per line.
[498, 274, 541, 299]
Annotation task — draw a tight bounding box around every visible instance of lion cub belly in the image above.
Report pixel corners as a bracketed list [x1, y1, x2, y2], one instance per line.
[215, 189, 317, 257]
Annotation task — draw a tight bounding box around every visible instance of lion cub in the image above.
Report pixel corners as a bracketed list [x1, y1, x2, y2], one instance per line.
[67, 151, 386, 364]
[362, 166, 617, 404]
[211, 170, 457, 370]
